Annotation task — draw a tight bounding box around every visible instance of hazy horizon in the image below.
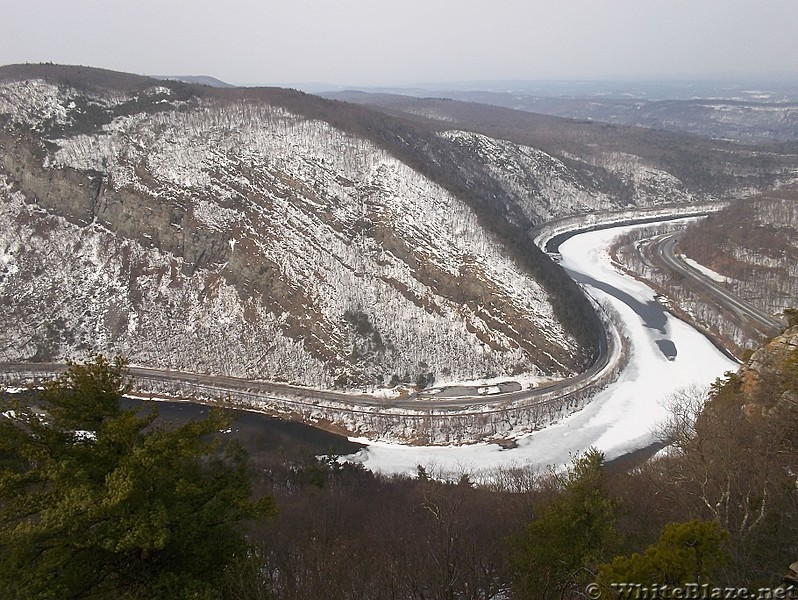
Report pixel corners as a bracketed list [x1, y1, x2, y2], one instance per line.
[2, 1, 797, 89]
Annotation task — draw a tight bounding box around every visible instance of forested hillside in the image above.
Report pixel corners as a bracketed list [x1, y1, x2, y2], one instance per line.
[2, 64, 797, 388]
[3, 327, 797, 597]
[324, 91, 798, 208]
[373, 89, 798, 144]
[680, 188, 798, 320]
[0, 65, 597, 386]
[611, 187, 797, 354]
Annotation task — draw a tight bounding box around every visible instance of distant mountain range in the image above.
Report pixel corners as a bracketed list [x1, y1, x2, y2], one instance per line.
[153, 75, 235, 88]
[319, 76, 798, 100]
[324, 88, 798, 144]
[1, 64, 796, 388]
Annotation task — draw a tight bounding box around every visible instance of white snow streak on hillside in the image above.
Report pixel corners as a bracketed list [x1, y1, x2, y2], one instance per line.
[681, 255, 733, 283]
[440, 131, 699, 224]
[345, 224, 738, 477]
[441, 130, 615, 222]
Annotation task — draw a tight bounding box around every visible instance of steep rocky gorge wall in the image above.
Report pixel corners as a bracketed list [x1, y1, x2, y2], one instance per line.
[4, 68, 797, 396]
[1, 78, 586, 387]
[0, 128, 230, 276]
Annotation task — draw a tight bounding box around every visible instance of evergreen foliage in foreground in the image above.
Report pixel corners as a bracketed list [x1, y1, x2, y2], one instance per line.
[0, 328, 796, 598]
[596, 520, 731, 589]
[509, 449, 621, 599]
[0, 355, 274, 599]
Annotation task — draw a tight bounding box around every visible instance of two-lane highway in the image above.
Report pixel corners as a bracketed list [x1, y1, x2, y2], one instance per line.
[651, 234, 784, 337]
[0, 324, 617, 414]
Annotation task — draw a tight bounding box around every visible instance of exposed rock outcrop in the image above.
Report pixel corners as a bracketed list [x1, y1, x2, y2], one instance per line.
[739, 326, 798, 394]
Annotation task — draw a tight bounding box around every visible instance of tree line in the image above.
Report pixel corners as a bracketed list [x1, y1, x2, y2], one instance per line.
[2, 344, 797, 598]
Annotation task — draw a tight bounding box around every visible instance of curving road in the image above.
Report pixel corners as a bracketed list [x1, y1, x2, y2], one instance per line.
[0, 320, 614, 414]
[651, 234, 783, 336]
[2, 209, 761, 428]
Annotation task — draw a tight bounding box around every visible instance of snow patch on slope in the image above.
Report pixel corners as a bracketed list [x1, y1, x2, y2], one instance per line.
[441, 130, 616, 222]
[0, 79, 70, 129]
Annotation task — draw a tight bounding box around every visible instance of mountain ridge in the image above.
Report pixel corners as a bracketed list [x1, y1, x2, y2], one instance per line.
[324, 87, 798, 144]
[0, 65, 590, 386]
[1, 64, 796, 389]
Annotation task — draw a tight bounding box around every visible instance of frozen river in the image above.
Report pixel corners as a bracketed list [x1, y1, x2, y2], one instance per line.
[343, 220, 739, 478]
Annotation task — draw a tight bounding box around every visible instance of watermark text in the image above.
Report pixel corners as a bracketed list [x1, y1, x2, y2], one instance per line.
[584, 583, 798, 600]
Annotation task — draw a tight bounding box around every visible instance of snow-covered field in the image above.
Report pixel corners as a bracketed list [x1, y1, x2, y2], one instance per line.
[344, 222, 739, 478]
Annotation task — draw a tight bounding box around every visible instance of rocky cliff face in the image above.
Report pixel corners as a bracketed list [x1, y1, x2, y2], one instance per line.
[739, 326, 798, 402]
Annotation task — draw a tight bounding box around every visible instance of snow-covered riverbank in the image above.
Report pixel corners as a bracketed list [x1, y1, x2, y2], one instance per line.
[343, 221, 739, 478]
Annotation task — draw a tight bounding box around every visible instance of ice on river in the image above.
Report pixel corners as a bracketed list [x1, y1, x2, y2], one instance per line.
[343, 222, 739, 479]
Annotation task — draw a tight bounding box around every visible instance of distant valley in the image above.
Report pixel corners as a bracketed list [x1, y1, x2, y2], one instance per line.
[325, 79, 798, 144]
[1, 64, 797, 392]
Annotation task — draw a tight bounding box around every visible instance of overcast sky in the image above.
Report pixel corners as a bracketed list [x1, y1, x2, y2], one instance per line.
[2, 0, 796, 86]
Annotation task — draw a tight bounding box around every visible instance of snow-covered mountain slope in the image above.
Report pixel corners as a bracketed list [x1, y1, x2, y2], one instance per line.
[323, 92, 798, 225]
[4, 65, 795, 390]
[0, 69, 589, 387]
[439, 131, 700, 224]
